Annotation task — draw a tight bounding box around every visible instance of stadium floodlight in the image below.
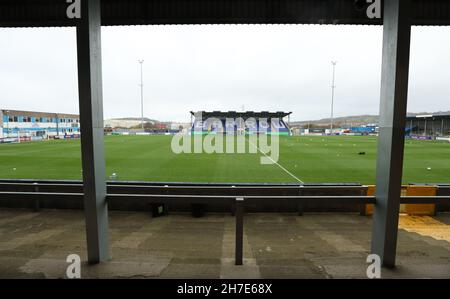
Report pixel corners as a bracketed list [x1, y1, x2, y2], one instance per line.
[330, 61, 337, 135]
[138, 60, 144, 130]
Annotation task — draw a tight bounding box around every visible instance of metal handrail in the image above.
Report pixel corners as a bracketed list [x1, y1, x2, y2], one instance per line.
[0, 181, 366, 189]
[0, 191, 449, 203]
[0, 179, 364, 187]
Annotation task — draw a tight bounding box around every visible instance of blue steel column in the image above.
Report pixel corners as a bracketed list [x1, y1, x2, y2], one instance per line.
[371, 0, 411, 268]
[76, 0, 109, 263]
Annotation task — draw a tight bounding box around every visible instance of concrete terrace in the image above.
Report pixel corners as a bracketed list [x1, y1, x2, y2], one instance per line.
[0, 208, 449, 279]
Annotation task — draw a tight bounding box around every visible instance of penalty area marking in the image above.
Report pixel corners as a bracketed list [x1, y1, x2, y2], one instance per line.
[248, 140, 305, 184]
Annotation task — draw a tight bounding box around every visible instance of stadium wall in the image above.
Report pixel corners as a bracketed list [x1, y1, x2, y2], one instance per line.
[0, 181, 447, 215]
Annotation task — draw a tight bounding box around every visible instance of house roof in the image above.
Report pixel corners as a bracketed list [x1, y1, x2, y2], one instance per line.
[1, 109, 79, 119]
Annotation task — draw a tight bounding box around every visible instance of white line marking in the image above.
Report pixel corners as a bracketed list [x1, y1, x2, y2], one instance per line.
[248, 139, 304, 184]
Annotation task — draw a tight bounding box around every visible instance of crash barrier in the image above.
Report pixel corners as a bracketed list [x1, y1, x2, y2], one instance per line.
[0, 180, 448, 215]
[0, 180, 366, 213]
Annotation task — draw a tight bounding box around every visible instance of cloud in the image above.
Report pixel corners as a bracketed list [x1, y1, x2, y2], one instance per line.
[0, 25, 448, 122]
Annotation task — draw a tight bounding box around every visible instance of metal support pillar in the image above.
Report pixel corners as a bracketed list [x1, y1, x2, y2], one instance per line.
[371, 0, 411, 268]
[32, 182, 40, 212]
[298, 188, 304, 216]
[297, 204, 304, 216]
[235, 198, 244, 265]
[76, 0, 109, 264]
[432, 118, 435, 137]
[424, 118, 427, 136]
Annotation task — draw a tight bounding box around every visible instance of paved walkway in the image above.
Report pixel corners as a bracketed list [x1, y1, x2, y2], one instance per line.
[0, 209, 449, 278]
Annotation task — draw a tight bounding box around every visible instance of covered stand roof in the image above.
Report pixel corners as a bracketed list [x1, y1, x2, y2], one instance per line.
[1, 0, 450, 28]
[191, 111, 292, 119]
[406, 112, 450, 120]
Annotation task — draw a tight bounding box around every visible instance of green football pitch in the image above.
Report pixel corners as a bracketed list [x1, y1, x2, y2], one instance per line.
[0, 135, 448, 184]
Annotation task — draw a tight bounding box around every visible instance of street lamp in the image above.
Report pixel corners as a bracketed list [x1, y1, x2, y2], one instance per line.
[330, 61, 337, 135]
[138, 60, 144, 130]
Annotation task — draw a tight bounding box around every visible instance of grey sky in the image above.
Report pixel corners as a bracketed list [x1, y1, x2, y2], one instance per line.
[0, 25, 449, 123]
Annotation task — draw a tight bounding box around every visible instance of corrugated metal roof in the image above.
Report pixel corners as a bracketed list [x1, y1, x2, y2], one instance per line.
[191, 111, 292, 118]
[1, 0, 449, 28]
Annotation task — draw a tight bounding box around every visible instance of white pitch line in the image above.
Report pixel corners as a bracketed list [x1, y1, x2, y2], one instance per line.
[248, 140, 304, 184]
